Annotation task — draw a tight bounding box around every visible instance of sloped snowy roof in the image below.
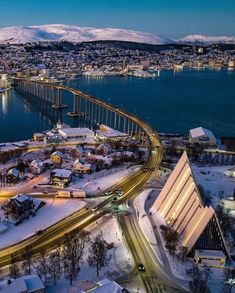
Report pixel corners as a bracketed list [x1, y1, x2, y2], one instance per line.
[12, 194, 31, 203]
[7, 168, 19, 177]
[51, 168, 72, 178]
[190, 127, 215, 139]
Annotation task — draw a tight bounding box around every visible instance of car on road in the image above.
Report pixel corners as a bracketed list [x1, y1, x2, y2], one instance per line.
[112, 197, 118, 204]
[142, 167, 148, 172]
[114, 207, 120, 213]
[105, 191, 113, 196]
[115, 189, 124, 196]
[91, 207, 98, 212]
[138, 263, 145, 272]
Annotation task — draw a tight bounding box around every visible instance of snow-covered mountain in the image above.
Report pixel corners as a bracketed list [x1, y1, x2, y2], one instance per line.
[177, 34, 235, 44]
[0, 25, 234, 45]
[0, 24, 170, 45]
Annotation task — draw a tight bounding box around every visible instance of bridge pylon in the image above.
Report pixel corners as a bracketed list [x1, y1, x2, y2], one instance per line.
[52, 87, 68, 109]
[67, 94, 85, 117]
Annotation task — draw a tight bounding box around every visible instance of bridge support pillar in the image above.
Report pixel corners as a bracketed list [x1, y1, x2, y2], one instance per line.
[68, 94, 85, 117]
[52, 88, 67, 109]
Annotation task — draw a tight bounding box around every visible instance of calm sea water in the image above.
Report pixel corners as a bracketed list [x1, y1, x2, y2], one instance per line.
[0, 69, 234, 142]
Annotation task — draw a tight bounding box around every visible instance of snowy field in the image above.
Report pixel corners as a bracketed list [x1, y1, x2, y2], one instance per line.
[71, 165, 141, 196]
[0, 198, 86, 248]
[46, 215, 133, 293]
[191, 164, 235, 206]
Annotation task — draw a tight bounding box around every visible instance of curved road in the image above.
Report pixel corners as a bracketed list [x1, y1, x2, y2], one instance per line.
[0, 82, 185, 292]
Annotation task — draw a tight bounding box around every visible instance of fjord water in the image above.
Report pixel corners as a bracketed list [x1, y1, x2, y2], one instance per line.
[0, 69, 235, 142]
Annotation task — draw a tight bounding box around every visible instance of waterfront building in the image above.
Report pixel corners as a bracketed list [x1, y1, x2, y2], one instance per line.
[58, 127, 94, 141]
[152, 152, 230, 262]
[96, 124, 129, 141]
[33, 132, 44, 142]
[189, 126, 216, 145]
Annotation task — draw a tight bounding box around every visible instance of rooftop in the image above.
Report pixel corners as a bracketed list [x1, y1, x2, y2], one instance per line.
[190, 126, 215, 139]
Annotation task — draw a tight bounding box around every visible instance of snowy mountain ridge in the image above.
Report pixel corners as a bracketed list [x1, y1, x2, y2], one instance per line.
[0, 24, 234, 45]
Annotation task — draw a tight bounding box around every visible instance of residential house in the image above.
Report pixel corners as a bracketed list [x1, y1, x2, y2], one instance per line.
[96, 143, 111, 156]
[6, 168, 20, 184]
[29, 159, 45, 175]
[51, 151, 63, 164]
[73, 159, 92, 174]
[70, 145, 84, 158]
[2, 194, 34, 223]
[50, 169, 73, 187]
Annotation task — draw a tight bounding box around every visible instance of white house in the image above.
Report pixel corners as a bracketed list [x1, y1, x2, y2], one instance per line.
[58, 127, 94, 141]
[189, 127, 216, 146]
[29, 159, 45, 175]
[73, 159, 92, 174]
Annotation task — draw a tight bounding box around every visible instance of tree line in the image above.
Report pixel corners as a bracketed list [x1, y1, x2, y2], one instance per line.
[8, 229, 111, 286]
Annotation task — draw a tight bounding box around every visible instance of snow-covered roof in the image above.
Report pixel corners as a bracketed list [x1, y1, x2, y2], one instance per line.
[30, 159, 44, 167]
[51, 151, 63, 157]
[23, 274, 45, 292]
[7, 168, 19, 177]
[51, 168, 72, 178]
[12, 194, 30, 203]
[96, 124, 128, 138]
[190, 126, 215, 139]
[195, 249, 225, 259]
[0, 275, 45, 293]
[0, 278, 27, 293]
[80, 279, 123, 293]
[59, 127, 94, 138]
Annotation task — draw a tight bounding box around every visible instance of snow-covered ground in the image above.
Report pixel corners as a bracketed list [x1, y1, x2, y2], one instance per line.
[46, 215, 133, 293]
[133, 188, 163, 264]
[71, 165, 141, 196]
[0, 198, 86, 248]
[191, 164, 235, 207]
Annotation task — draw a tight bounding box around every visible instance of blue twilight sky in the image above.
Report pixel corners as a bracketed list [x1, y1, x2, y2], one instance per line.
[0, 0, 234, 38]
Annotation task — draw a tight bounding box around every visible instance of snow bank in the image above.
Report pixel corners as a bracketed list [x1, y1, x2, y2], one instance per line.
[0, 198, 86, 248]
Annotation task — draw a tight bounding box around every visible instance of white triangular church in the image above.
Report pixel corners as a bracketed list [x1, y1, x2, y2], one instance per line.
[153, 152, 230, 258]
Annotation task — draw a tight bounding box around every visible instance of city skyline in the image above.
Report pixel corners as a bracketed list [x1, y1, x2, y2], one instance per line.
[0, 0, 235, 38]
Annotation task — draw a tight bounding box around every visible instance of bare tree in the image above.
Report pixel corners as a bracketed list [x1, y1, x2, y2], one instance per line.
[62, 230, 90, 285]
[9, 254, 20, 279]
[178, 246, 188, 263]
[48, 249, 61, 286]
[160, 225, 179, 257]
[36, 250, 50, 285]
[21, 245, 34, 275]
[187, 264, 211, 293]
[88, 234, 111, 277]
